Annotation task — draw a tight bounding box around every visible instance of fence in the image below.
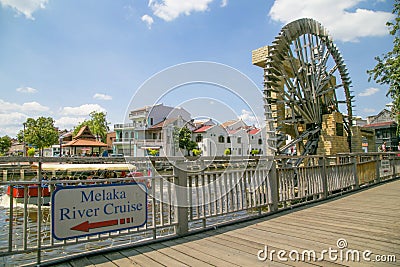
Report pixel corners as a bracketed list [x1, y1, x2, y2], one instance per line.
[0, 153, 398, 266]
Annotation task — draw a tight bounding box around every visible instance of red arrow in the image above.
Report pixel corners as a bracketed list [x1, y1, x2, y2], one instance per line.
[71, 219, 118, 232]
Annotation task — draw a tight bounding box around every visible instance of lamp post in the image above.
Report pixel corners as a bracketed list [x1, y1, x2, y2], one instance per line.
[23, 122, 26, 157]
[59, 136, 63, 157]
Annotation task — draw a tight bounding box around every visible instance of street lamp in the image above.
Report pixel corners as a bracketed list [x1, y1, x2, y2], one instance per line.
[23, 122, 26, 157]
[59, 136, 63, 157]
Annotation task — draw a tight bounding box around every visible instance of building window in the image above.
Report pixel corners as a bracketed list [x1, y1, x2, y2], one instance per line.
[237, 137, 242, 144]
[150, 118, 153, 125]
[258, 138, 262, 145]
[124, 132, 129, 140]
[196, 134, 203, 142]
[218, 135, 225, 143]
[131, 132, 134, 139]
[336, 123, 344, 136]
[227, 136, 231, 143]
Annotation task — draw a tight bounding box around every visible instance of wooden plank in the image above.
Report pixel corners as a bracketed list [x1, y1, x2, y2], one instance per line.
[68, 257, 96, 267]
[87, 254, 118, 266]
[199, 232, 323, 267]
[103, 251, 142, 267]
[164, 238, 242, 267]
[180, 233, 287, 267]
[136, 243, 191, 266]
[259, 220, 399, 254]
[119, 248, 164, 267]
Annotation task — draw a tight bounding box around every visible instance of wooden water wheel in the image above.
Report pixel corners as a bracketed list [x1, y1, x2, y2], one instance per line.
[261, 18, 354, 164]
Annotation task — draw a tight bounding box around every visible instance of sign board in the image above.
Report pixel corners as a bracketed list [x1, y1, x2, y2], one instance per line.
[381, 159, 391, 173]
[51, 183, 147, 240]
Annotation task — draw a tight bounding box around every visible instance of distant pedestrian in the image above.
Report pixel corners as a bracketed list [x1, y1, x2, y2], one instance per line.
[381, 141, 387, 152]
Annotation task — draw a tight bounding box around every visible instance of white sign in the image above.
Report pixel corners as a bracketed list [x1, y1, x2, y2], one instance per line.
[51, 183, 147, 240]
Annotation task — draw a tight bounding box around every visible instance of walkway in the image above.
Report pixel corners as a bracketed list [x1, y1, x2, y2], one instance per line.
[52, 180, 400, 267]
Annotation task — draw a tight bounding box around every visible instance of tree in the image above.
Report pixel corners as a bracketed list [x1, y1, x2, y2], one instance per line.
[17, 117, 59, 156]
[368, 1, 400, 127]
[73, 111, 110, 142]
[174, 126, 197, 156]
[0, 135, 12, 155]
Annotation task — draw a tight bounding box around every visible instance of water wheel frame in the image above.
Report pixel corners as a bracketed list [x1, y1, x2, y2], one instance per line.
[263, 18, 354, 164]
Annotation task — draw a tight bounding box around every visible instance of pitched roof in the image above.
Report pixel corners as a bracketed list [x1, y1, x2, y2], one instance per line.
[248, 128, 261, 135]
[362, 121, 397, 129]
[74, 125, 96, 141]
[148, 118, 178, 130]
[64, 139, 108, 147]
[221, 120, 237, 128]
[193, 125, 213, 133]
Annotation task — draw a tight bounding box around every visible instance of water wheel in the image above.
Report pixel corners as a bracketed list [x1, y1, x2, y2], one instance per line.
[263, 18, 354, 164]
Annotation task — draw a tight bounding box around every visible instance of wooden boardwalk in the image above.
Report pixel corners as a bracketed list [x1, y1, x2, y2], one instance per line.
[52, 180, 400, 267]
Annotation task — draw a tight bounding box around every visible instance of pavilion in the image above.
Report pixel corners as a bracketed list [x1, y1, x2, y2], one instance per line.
[63, 125, 107, 156]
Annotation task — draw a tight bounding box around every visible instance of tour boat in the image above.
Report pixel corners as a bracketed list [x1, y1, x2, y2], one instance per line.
[6, 163, 146, 205]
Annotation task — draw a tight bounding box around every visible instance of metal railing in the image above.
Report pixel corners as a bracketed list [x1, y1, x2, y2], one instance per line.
[0, 153, 399, 266]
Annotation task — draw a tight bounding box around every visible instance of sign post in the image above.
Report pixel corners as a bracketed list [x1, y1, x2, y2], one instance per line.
[51, 183, 147, 240]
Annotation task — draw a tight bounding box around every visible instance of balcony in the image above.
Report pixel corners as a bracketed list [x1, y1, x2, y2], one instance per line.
[114, 123, 134, 129]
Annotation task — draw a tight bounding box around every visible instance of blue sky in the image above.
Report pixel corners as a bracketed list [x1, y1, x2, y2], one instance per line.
[0, 0, 396, 137]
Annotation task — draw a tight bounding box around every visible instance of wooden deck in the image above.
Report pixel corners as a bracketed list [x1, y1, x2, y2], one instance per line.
[52, 180, 400, 267]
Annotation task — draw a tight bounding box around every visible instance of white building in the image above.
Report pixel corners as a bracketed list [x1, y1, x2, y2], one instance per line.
[113, 104, 191, 156]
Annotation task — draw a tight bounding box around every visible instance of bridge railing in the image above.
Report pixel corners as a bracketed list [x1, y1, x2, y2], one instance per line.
[0, 153, 398, 266]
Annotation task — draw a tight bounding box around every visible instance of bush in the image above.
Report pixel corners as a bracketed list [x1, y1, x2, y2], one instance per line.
[224, 148, 231, 156]
[27, 148, 35, 157]
[192, 149, 202, 156]
[251, 149, 260, 155]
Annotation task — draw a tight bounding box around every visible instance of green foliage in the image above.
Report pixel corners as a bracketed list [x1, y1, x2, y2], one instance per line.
[27, 147, 35, 157]
[224, 148, 231, 156]
[251, 149, 260, 155]
[19, 117, 59, 156]
[73, 111, 110, 142]
[192, 149, 202, 156]
[148, 149, 159, 156]
[174, 126, 197, 155]
[0, 135, 12, 154]
[368, 1, 400, 129]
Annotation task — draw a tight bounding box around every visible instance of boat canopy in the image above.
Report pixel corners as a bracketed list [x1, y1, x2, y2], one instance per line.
[32, 163, 137, 172]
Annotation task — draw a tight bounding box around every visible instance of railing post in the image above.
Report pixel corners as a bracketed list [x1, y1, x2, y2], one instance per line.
[37, 160, 42, 265]
[375, 154, 381, 183]
[352, 155, 359, 190]
[320, 156, 328, 199]
[174, 161, 189, 236]
[267, 159, 278, 212]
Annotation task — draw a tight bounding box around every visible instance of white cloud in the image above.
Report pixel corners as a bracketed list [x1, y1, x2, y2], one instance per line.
[0, 0, 48, 20]
[0, 99, 51, 136]
[141, 14, 154, 29]
[358, 87, 380, 97]
[0, 99, 49, 113]
[0, 112, 27, 125]
[55, 116, 87, 130]
[238, 109, 263, 127]
[16, 86, 38, 94]
[21, 101, 50, 112]
[269, 0, 394, 42]
[221, 0, 228, 7]
[93, 93, 112, 101]
[60, 104, 106, 116]
[148, 0, 214, 21]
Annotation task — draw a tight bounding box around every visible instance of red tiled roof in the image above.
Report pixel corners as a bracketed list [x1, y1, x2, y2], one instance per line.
[64, 139, 108, 147]
[148, 118, 178, 130]
[363, 121, 397, 128]
[193, 125, 213, 133]
[248, 128, 261, 135]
